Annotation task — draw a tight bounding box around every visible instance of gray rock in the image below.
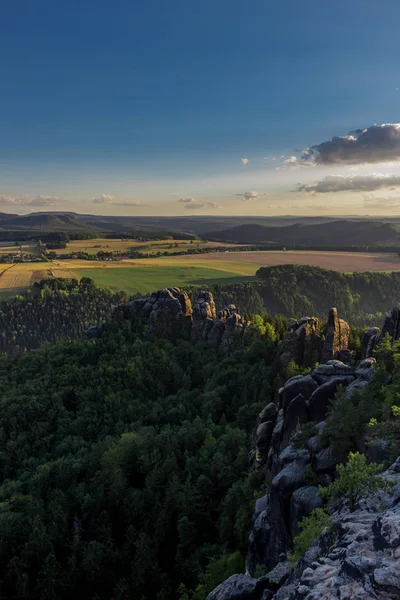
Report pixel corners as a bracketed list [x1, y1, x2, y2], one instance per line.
[311, 360, 352, 385]
[256, 421, 274, 464]
[309, 375, 354, 423]
[320, 308, 350, 364]
[367, 439, 390, 465]
[206, 574, 264, 600]
[281, 376, 318, 412]
[279, 446, 310, 466]
[362, 327, 381, 359]
[264, 560, 289, 588]
[259, 402, 278, 424]
[355, 357, 376, 381]
[315, 447, 338, 473]
[281, 394, 309, 448]
[290, 486, 323, 537]
[272, 459, 306, 503]
[345, 378, 369, 399]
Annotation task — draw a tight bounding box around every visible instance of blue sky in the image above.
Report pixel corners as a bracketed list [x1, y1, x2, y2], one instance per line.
[1, 0, 400, 215]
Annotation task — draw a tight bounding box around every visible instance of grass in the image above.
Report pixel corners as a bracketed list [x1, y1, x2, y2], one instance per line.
[56, 238, 234, 256]
[0, 249, 400, 299]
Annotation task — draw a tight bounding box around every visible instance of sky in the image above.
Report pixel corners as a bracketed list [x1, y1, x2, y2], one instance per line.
[1, 0, 400, 217]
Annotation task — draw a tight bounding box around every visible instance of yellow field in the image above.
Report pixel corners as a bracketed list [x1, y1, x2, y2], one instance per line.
[56, 238, 233, 255]
[0, 241, 41, 256]
[0, 250, 400, 298]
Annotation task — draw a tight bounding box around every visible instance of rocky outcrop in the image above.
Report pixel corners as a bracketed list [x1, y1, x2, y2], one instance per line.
[321, 307, 350, 364]
[208, 457, 400, 600]
[248, 356, 376, 579]
[85, 287, 247, 355]
[279, 318, 321, 368]
[362, 304, 400, 358]
[279, 308, 350, 368]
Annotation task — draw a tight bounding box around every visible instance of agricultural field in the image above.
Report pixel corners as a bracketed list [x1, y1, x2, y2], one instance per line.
[0, 250, 399, 298]
[55, 237, 235, 255]
[0, 241, 42, 256]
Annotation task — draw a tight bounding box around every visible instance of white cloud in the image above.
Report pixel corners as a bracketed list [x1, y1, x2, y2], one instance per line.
[236, 191, 270, 202]
[241, 158, 249, 166]
[284, 156, 298, 166]
[298, 123, 400, 165]
[178, 197, 196, 204]
[183, 201, 221, 210]
[92, 194, 114, 204]
[296, 173, 400, 194]
[0, 194, 61, 207]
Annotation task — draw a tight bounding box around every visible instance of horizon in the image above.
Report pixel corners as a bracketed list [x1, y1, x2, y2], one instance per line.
[2, 1, 400, 217]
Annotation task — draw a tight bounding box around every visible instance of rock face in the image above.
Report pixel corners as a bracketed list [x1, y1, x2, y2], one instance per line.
[247, 356, 376, 578]
[85, 288, 247, 355]
[320, 308, 350, 364]
[280, 317, 321, 368]
[362, 304, 400, 358]
[209, 457, 400, 600]
[279, 308, 350, 368]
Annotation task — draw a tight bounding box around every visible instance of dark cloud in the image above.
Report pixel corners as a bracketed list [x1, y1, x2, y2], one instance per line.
[296, 173, 400, 194]
[299, 123, 400, 165]
[178, 197, 195, 204]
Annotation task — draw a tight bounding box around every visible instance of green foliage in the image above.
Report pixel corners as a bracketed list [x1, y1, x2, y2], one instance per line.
[318, 452, 387, 511]
[289, 508, 331, 569]
[367, 404, 400, 463]
[292, 422, 317, 450]
[0, 319, 279, 599]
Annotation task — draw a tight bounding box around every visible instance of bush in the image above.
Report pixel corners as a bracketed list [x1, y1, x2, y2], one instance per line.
[318, 452, 387, 511]
[289, 508, 331, 569]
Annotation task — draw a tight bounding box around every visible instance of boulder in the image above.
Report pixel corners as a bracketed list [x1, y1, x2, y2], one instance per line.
[308, 375, 354, 423]
[259, 402, 278, 424]
[271, 459, 307, 504]
[281, 376, 318, 412]
[256, 421, 274, 464]
[281, 394, 309, 448]
[315, 447, 338, 473]
[206, 574, 266, 600]
[345, 378, 369, 399]
[279, 446, 310, 466]
[290, 486, 323, 537]
[321, 308, 350, 364]
[311, 360, 352, 385]
[354, 357, 376, 381]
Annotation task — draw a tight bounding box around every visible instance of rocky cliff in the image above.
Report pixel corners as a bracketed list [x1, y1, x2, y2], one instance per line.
[208, 304, 400, 600]
[207, 457, 400, 600]
[86, 287, 247, 356]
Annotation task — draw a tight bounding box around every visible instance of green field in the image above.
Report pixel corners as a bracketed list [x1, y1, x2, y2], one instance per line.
[75, 265, 257, 294]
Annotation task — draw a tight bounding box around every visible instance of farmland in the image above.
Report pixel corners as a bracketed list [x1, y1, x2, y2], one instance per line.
[0, 250, 399, 298]
[54, 238, 235, 255]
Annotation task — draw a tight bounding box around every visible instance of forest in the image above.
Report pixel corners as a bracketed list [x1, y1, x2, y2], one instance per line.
[0, 309, 283, 600]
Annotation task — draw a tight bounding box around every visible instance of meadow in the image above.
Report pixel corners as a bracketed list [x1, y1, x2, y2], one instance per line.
[0, 250, 399, 298]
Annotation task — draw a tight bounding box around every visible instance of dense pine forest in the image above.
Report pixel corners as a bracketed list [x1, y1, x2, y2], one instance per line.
[0, 314, 283, 600]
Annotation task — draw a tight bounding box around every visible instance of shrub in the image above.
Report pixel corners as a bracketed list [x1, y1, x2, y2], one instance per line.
[318, 452, 387, 511]
[289, 508, 331, 569]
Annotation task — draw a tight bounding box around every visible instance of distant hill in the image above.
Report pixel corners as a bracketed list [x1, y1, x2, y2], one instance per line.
[204, 220, 400, 246]
[0, 213, 98, 232]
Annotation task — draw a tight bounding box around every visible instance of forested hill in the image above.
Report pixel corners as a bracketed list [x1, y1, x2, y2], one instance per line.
[3, 266, 400, 359]
[0, 278, 127, 357]
[0, 299, 283, 600]
[204, 220, 400, 246]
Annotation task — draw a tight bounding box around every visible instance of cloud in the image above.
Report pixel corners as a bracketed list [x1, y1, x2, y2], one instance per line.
[0, 194, 61, 207]
[296, 173, 400, 194]
[363, 194, 400, 208]
[178, 197, 196, 204]
[111, 201, 141, 206]
[241, 158, 249, 166]
[284, 156, 298, 166]
[183, 201, 221, 210]
[92, 194, 114, 204]
[236, 191, 270, 202]
[299, 123, 400, 165]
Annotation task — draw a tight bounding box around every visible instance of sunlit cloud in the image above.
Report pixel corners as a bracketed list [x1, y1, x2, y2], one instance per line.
[92, 194, 114, 204]
[0, 194, 61, 207]
[236, 191, 270, 201]
[178, 197, 196, 204]
[241, 158, 249, 166]
[296, 123, 400, 165]
[296, 173, 400, 194]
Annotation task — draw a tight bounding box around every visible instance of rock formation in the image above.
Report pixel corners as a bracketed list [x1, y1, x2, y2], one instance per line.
[207, 457, 400, 599]
[279, 308, 350, 368]
[85, 287, 246, 356]
[250, 357, 376, 574]
[362, 304, 400, 358]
